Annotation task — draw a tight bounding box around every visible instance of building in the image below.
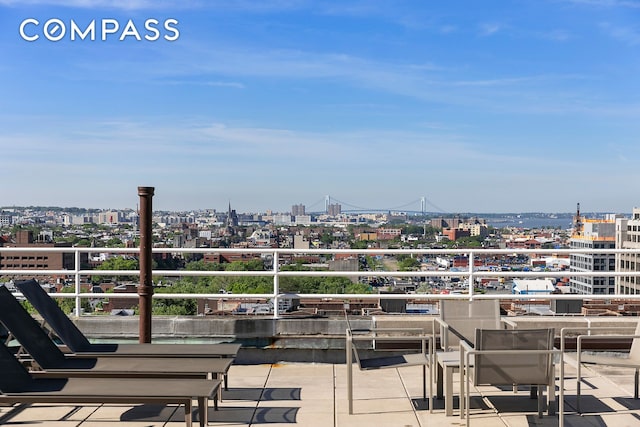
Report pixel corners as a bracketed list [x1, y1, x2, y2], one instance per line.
[0, 213, 12, 227]
[569, 215, 619, 294]
[0, 230, 77, 272]
[293, 233, 310, 250]
[377, 228, 402, 240]
[512, 279, 555, 295]
[616, 208, 640, 294]
[442, 228, 470, 241]
[291, 204, 306, 216]
[327, 203, 341, 216]
[294, 215, 311, 225]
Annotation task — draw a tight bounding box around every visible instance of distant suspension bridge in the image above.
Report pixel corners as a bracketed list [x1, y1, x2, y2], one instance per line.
[303, 196, 450, 215]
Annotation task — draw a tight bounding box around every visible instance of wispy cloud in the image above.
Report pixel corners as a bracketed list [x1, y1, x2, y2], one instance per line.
[479, 23, 503, 36]
[0, 0, 185, 9]
[0, 0, 312, 11]
[565, 0, 640, 8]
[160, 80, 246, 89]
[540, 29, 572, 41]
[62, 40, 634, 117]
[599, 22, 640, 45]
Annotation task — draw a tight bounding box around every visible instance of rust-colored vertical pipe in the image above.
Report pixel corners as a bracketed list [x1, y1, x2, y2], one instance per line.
[138, 186, 155, 343]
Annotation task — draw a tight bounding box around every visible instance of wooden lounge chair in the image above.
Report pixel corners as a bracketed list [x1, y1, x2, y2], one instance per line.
[0, 286, 231, 409]
[0, 340, 219, 427]
[15, 279, 240, 358]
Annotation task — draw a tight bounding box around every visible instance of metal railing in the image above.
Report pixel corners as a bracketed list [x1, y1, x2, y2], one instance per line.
[3, 246, 640, 317]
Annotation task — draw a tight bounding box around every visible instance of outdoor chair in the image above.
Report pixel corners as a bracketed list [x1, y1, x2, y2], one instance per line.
[345, 313, 433, 414]
[433, 298, 505, 415]
[460, 328, 563, 427]
[569, 321, 640, 413]
[0, 339, 219, 427]
[0, 286, 231, 410]
[14, 279, 241, 359]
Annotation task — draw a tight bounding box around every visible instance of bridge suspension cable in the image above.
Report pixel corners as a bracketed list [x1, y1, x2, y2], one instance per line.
[303, 195, 451, 214]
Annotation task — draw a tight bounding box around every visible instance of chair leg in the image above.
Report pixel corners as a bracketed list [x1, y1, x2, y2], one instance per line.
[422, 365, 426, 400]
[445, 365, 454, 416]
[347, 340, 353, 415]
[635, 369, 639, 399]
[436, 362, 443, 399]
[537, 385, 543, 418]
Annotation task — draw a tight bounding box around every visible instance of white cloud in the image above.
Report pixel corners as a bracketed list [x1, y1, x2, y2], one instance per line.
[565, 0, 640, 8]
[479, 23, 502, 36]
[599, 22, 640, 45]
[0, 0, 198, 10]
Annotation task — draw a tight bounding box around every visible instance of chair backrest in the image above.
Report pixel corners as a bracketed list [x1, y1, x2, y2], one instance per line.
[0, 286, 70, 369]
[0, 339, 35, 392]
[629, 321, 640, 363]
[344, 311, 367, 367]
[15, 279, 93, 352]
[439, 299, 501, 349]
[473, 328, 554, 386]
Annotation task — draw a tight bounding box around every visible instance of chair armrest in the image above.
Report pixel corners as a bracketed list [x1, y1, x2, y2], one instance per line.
[350, 332, 433, 357]
[501, 318, 518, 329]
[434, 318, 452, 350]
[560, 325, 637, 351]
[576, 333, 640, 355]
[368, 327, 426, 333]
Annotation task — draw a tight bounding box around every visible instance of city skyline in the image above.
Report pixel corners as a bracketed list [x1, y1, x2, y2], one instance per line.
[1, 1, 639, 213]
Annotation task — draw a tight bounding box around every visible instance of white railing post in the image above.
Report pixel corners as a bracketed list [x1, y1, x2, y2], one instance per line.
[468, 251, 474, 299]
[74, 248, 81, 317]
[273, 250, 280, 319]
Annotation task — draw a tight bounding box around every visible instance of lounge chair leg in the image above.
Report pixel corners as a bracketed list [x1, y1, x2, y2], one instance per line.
[635, 369, 639, 399]
[197, 397, 207, 427]
[185, 399, 193, 427]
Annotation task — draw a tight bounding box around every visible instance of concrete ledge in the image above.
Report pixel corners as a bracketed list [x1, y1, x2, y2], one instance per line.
[60, 314, 639, 363]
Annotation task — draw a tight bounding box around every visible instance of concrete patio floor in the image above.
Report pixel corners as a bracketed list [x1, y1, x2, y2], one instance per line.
[2, 355, 640, 427]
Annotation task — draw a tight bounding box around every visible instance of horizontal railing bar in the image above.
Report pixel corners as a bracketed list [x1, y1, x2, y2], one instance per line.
[8, 269, 640, 278]
[5, 246, 640, 318]
[2, 246, 640, 255]
[15, 292, 640, 301]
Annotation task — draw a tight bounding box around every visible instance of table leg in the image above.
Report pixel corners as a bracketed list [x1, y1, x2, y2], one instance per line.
[436, 362, 444, 399]
[445, 365, 454, 416]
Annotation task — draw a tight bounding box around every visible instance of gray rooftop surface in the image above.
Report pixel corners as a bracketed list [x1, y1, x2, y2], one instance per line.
[1, 355, 639, 427]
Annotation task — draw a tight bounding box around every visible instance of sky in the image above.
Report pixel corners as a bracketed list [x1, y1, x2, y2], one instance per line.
[1, 0, 639, 214]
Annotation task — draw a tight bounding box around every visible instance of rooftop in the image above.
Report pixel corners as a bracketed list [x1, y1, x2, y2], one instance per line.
[2, 354, 639, 426]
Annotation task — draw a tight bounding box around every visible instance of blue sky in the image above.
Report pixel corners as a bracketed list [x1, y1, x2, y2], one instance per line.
[1, 0, 639, 214]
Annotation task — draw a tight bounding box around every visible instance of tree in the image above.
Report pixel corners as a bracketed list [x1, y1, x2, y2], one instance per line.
[105, 237, 124, 247]
[92, 256, 139, 283]
[320, 232, 333, 246]
[397, 256, 420, 271]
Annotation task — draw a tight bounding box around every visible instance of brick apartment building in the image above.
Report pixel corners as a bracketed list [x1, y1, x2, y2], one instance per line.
[0, 230, 82, 271]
